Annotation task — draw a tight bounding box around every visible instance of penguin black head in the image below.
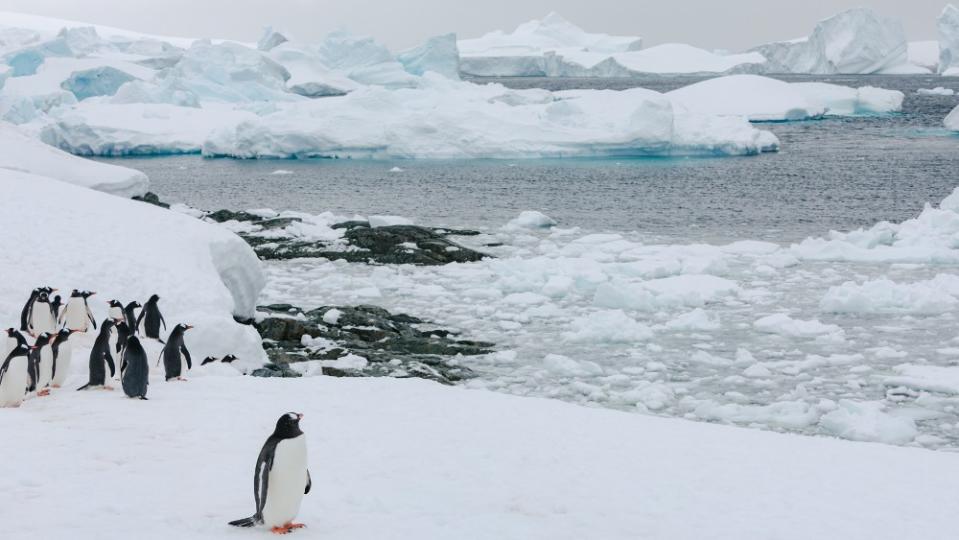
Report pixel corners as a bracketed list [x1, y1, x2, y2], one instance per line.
[221, 354, 238, 363]
[37, 291, 50, 303]
[175, 323, 193, 332]
[273, 412, 304, 439]
[108, 300, 123, 308]
[127, 335, 142, 347]
[34, 332, 53, 346]
[5, 328, 17, 338]
[82, 291, 96, 298]
[148, 294, 160, 303]
[127, 301, 142, 309]
[40, 286, 55, 294]
[201, 356, 218, 366]
[70, 289, 82, 297]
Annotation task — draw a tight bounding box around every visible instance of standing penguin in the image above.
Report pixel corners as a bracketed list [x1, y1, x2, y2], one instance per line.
[159, 324, 193, 381]
[222, 354, 238, 364]
[51, 295, 62, 321]
[229, 413, 311, 533]
[50, 329, 77, 388]
[78, 319, 116, 391]
[136, 294, 166, 341]
[123, 301, 142, 336]
[121, 336, 149, 400]
[30, 332, 56, 396]
[20, 288, 40, 332]
[0, 344, 31, 407]
[107, 300, 124, 322]
[27, 290, 57, 336]
[59, 290, 98, 332]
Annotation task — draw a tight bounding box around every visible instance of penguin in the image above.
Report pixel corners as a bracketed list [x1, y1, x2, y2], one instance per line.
[30, 332, 56, 396]
[78, 319, 116, 391]
[201, 356, 218, 366]
[229, 412, 311, 533]
[50, 329, 77, 388]
[3, 328, 27, 360]
[123, 301, 142, 335]
[136, 294, 166, 341]
[107, 300, 124, 322]
[159, 324, 193, 381]
[27, 290, 57, 336]
[20, 288, 40, 332]
[59, 290, 98, 332]
[0, 344, 31, 407]
[51, 295, 62, 321]
[222, 354, 238, 364]
[120, 336, 149, 400]
[115, 321, 131, 356]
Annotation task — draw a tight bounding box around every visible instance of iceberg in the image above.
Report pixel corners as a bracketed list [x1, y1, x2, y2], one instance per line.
[314, 30, 418, 88]
[61, 65, 136, 100]
[665, 75, 903, 121]
[752, 8, 913, 74]
[908, 40, 940, 72]
[946, 104, 959, 131]
[0, 121, 147, 196]
[158, 40, 294, 102]
[940, 4, 959, 75]
[267, 42, 359, 97]
[397, 33, 461, 80]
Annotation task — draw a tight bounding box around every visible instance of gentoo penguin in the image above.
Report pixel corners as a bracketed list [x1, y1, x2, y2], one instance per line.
[115, 321, 131, 356]
[0, 345, 31, 407]
[123, 301, 142, 335]
[121, 336, 149, 400]
[50, 329, 77, 388]
[222, 354, 238, 364]
[59, 290, 97, 332]
[31, 332, 56, 396]
[27, 290, 57, 336]
[159, 324, 192, 381]
[229, 412, 311, 533]
[78, 319, 116, 391]
[136, 294, 166, 341]
[201, 356, 218, 366]
[107, 300, 124, 322]
[20, 288, 40, 331]
[51, 295, 62, 320]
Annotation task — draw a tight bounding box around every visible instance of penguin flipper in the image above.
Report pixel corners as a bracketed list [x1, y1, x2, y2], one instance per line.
[86, 304, 97, 329]
[305, 469, 311, 494]
[105, 350, 116, 378]
[182, 346, 192, 370]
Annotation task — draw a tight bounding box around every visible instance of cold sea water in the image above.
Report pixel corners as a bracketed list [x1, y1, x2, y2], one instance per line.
[102, 75, 959, 449]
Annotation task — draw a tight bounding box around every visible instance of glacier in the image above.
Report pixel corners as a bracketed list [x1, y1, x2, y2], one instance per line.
[751, 8, 919, 74]
[940, 4, 959, 75]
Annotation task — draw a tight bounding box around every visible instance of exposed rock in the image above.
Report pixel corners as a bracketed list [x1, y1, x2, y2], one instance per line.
[131, 191, 170, 209]
[253, 304, 494, 385]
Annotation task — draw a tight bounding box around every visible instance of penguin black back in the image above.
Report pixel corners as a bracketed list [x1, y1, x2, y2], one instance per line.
[0, 344, 30, 383]
[78, 319, 116, 391]
[121, 336, 149, 400]
[136, 294, 166, 340]
[123, 301, 142, 335]
[19, 288, 39, 331]
[5, 328, 27, 348]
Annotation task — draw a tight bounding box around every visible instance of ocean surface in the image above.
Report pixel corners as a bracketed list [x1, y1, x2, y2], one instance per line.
[100, 75, 959, 449]
[103, 74, 959, 243]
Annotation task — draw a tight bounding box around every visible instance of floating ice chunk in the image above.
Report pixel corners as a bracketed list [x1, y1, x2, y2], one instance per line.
[506, 210, 557, 230]
[564, 309, 652, 342]
[257, 26, 289, 52]
[754, 313, 843, 339]
[322, 308, 343, 325]
[397, 33, 460, 80]
[819, 400, 917, 445]
[743, 363, 772, 378]
[389, 166, 403, 172]
[61, 65, 136, 100]
[792, 83, 903, 116]
[692, 399, 822, 430]
[0, 122, 147, 196]
[821, 275, 959, 315]
[885, 365, 959, 395]
[270, 169, 293, 175]
[664, 308, 721, 331]
[368, 215, 413, 228]
[946, 104, 959, 131]
[939, 4, 959, 75]
[542, 353, 603, 376]
[916, 87, 955, 96]
[752, 8, 909, 74]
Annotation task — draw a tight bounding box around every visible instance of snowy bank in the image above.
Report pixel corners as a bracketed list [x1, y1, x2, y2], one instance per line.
[0, 121, 147, 196]
[1, 375, 956, 539]
[0, 168, 265, 364]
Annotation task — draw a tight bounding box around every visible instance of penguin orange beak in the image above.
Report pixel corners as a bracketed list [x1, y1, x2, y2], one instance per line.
[185, 325, 194, 330]
[296, 413, 304, 420]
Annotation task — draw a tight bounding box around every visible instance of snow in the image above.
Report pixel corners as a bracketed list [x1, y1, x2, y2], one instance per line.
[665, 75, 902, 121]
[917, 86, 955, 96]
[3, 375, 958, 539]
[0, 10, 198, 49]
[0, 121, 147, 196]
[0, 168, 266, 366]
[752, 8, 912, 74]
[397, 33, 460, 80]
[940, 4, 959, 75]
[368, 215, 413, 228]
[267, 42, 359, 98]
[947, 103, 959, 131]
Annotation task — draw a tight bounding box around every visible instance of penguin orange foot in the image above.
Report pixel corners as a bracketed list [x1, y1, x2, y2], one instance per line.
[287, 523, 306, 529]
[38, 388, 50, 396]
[270, 526, 291, 535]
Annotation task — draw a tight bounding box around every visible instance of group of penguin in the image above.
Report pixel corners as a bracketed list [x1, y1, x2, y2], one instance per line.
[0, 287, 236, 407]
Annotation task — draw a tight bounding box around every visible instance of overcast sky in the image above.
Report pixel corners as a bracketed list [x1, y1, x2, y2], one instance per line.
[0, 0, 950, 51]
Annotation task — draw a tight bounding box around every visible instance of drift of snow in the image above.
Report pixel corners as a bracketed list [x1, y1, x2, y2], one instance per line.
[0, 122, 147, 196]
[0, 168, 265, 365]
[940, 4, 959, 75]
[752, 8, 914, 74]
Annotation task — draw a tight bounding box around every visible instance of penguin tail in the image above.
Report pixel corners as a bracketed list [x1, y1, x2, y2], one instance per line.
[76, 383, 90, 391]
[138, 396, 149, 400]
[228, 516, 259, 528]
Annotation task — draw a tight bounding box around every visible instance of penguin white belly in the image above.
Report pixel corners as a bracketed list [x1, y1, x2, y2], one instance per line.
[37, 348, 54, 388]
[52, 343, 72, 387]
[63, 303, 87, 331]
[0, 357, 28, 407]
[32, 308, 55, 334]
[261, 436, 308, 528]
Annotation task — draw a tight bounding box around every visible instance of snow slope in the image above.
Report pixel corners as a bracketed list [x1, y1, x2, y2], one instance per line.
[941, 4, 959, 75]
[0, 374, 955, 539]
[666, 75, 903, 121]
[0, 121, 147, 196]
[0, 168, 265, 364]
[752, 8, 915, 74]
